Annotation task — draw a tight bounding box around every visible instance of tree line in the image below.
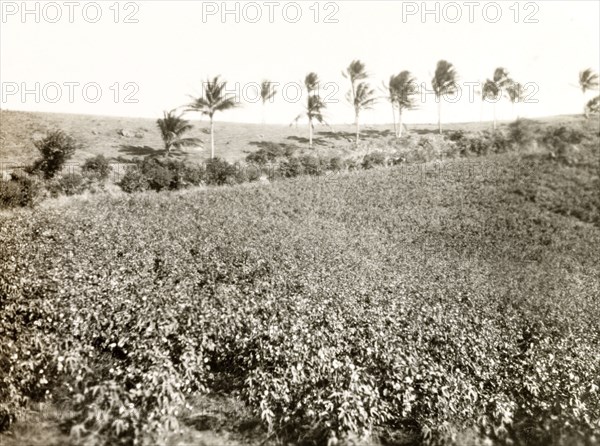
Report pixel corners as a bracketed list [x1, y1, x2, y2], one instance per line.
[158, 60, 600, 158]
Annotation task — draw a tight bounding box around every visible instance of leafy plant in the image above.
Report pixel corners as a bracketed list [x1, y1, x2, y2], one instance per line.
[30, 130, 80, 179]
[82, 155, 112, 180]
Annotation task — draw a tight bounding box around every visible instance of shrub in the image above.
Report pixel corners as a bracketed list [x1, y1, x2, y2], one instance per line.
[82, 155, 111, 180]
[0, 171, 43, 209]
[507, 119, 538, 148]
[55, 173, 86, 196]
[205, 157, 237, 186]
[346, 159, 359, 171]
[246, 143, 285, 165]
[119, 167, 149, 193]
[182, 163, 205, 186]
[278, 157, 304, 178]
[328, 157, 346, 172]
[245, 164, 262, 182]
[299, 155, 324, 176]
[31, 130, 80, 179]
[362, 152, 387, 169]
[138, 158, 176, 191]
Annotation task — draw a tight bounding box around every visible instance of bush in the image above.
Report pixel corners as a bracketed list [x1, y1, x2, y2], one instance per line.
[31, 130, 80, 179]
[53, 173, 87, 196]
[0, 171, 43, 209]
[362, 152, 387, 169]
[82, 155, 111, 180]
[299, 155, 324, 176]
[278, 157, 304, 178]
[541, 125, 585, 150]
[205, 157, 237, 186]
[138, 158, 175, 191]
[119, 167, 149, 193]
[246, 143, 284, 165]
[182, 163, 205, 186]
[245, 164, 262, 182]
[507, 119, 538, 148]
[328, 157, 346, 172]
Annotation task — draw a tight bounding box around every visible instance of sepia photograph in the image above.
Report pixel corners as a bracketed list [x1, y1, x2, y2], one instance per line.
[0, 1, 599, 445]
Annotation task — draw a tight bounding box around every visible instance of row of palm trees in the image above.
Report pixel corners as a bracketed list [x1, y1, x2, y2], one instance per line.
[157, 61, 599, 157]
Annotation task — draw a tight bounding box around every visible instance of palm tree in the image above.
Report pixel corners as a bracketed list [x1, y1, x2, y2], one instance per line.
[506, 80, 524, 119]
[156, 110, 201, 156]
[579, 68, 599, 117]
[343, 60, 377, 146]
[187, 76, 238, 159]
[586, 96, 600, 116]
[384, 75, 400, 136]
[431, 60, 458, 134]
[388, 71, 418, 138]
[482, 68, 511, 131]
[293, 73, 327, 148]
[260, 80, 277, 124]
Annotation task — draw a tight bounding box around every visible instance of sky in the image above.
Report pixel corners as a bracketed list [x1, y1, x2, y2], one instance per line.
[1, 0, 599, 125]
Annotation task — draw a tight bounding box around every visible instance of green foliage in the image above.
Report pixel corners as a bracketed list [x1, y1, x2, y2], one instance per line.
[82, 155, 111, 180]
[31, 130, 80, 179]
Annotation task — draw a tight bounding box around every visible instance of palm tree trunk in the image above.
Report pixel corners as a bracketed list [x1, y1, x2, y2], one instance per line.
[262, 103, 266, 125]
[438, 99, 442, 135]
[398, 109, 403, 137]
[210, 118, 215, 159]
[391, 103, 397, 137]
[309, 119, 313, 148]
[493, 102, 497, 132]
[355, 113, 360, 146]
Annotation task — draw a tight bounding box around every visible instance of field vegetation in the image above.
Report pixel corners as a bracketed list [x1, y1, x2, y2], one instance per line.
[1, 112, 599, 444]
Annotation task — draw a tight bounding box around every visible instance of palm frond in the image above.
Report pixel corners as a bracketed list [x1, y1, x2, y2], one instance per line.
[187, 75, 239, 118]
[432, 60, 458, 96]
[344, 60, 368, 83]
[305, 73, 320, 93]
[579, 68, 599, 93]
[261, 80, 277, 103]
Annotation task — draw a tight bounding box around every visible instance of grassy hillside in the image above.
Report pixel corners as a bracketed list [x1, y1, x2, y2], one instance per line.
[1, 118, 599, 445]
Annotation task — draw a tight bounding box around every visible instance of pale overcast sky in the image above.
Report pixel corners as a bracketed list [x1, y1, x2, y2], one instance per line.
[1, 1, 599, 124]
